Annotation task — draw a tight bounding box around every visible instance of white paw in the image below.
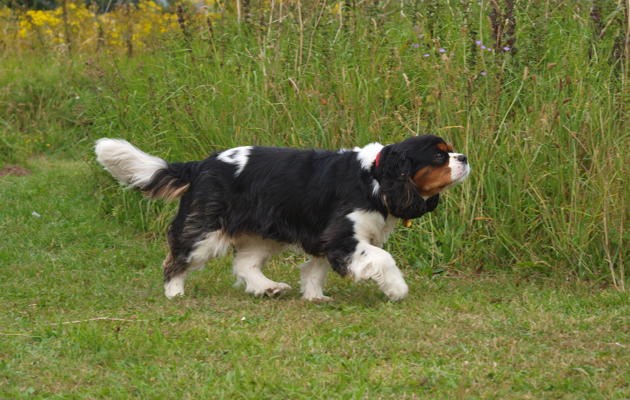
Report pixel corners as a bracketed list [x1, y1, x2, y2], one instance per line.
[265, 282, 292, 297]
[302, 293, 333, 302]
[247, 282, 292, 297]
[381, 279, 408, 301]
[164, 276, 185, 299]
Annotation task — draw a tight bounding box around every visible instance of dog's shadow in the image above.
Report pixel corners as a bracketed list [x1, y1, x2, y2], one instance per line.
[319, 281, 386, 309]
[187, 279, 387, 310]
[182, 259, 390, 309]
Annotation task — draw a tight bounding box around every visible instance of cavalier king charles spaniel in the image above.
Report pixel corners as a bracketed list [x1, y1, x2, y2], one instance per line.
[95, 135, 469, 301]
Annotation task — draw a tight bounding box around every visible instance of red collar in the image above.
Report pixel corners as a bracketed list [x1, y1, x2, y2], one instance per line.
[374, 151, 381, 168]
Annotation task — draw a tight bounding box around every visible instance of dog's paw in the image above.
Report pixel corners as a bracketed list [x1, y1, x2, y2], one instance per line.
[264, 282, 292, 297]
[382, 280, 409, 301]
[302, 293, 333, 302]
[164, 276, 185, 299]
[246, 281, 292, 297]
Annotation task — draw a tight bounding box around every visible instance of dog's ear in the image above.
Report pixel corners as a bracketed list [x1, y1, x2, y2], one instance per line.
[425, 193, 440, 212]
[375, 144, 440, 219]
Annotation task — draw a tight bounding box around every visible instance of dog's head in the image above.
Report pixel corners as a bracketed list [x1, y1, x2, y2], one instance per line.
[374, 135, 470, 219]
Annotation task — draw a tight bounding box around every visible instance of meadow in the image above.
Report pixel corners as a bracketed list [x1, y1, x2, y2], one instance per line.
[1, 0, 628, 398]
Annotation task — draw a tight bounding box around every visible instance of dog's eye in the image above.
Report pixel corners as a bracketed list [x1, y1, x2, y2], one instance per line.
[434, 153, 447, 163]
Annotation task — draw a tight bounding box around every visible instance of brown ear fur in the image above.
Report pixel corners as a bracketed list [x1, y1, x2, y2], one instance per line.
[375, 144, 440, 219]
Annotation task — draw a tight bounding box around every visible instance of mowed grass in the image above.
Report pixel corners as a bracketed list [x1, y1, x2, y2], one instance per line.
[1, 159, 627, 398]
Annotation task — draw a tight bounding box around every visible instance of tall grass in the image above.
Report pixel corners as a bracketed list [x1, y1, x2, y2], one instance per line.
[0, 1, 626, 287]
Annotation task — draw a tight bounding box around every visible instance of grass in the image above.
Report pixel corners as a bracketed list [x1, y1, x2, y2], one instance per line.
[0, 1, 628, 397]
[1, 159, 628, 398]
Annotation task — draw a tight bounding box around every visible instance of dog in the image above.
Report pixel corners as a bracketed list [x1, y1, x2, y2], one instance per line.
[95, 135, 470, 301]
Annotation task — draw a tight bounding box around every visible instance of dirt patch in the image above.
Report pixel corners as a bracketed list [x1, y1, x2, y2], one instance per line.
[0, 165, 31, 177]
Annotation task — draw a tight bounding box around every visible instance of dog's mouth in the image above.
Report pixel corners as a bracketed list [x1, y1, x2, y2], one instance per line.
[450, 163, 471, 186]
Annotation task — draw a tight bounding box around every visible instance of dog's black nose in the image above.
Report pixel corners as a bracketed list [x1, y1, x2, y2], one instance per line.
[457, 154, 468, 164]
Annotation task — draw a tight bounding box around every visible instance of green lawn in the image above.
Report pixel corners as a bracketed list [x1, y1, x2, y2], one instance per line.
[1, 159, 627, 399]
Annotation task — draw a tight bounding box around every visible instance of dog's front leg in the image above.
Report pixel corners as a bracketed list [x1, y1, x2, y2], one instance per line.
[326, 240, 408, 301]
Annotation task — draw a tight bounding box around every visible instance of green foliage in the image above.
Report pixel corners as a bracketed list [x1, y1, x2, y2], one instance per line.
[0, 1, 626, 285]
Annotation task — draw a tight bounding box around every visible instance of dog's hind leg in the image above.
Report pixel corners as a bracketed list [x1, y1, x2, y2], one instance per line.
[163, 253, 188, 299]
[300, 257, 331, 301]
[163, 229, 231, 299]
[232, 235, 290, 297]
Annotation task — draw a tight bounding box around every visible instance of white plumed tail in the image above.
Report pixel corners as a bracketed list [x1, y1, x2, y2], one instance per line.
[95, 138, 167, 189]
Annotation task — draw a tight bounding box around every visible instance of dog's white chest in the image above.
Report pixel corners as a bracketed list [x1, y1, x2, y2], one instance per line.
[346, 210, 398, 247]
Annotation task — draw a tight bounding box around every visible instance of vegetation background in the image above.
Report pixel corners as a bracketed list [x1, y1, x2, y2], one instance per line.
[0, 0, 628, 398]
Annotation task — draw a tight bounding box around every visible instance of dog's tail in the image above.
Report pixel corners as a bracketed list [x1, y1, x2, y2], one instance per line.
[95, 138, 198, 200]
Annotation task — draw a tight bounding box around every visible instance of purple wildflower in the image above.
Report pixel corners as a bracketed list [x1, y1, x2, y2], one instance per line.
[411, 43, 420, 49]
[438, 48, 446, 53]
[480, 45, 486, 50]
[475, 40, 482, 46]
[423, 53, 430, 57]
[503, 46, 511, 52]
